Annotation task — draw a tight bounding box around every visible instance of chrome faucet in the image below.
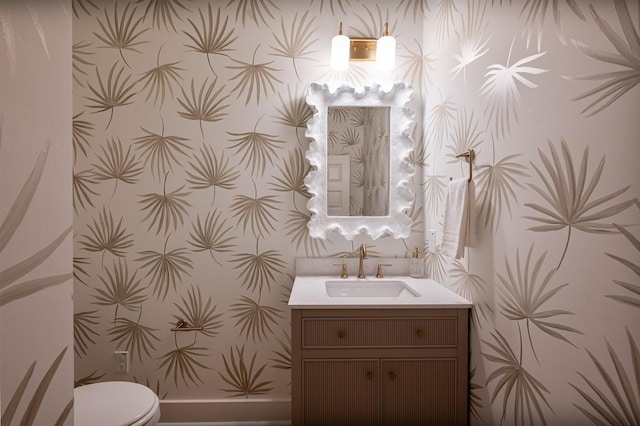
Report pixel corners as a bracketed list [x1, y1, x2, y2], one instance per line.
[357, 243, 367, 278]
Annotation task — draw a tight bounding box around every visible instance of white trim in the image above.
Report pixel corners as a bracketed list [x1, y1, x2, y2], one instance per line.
[157, 398, 291, 425]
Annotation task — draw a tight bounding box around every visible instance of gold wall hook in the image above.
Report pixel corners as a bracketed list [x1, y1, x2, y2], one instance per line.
[455, 149, 476, 182]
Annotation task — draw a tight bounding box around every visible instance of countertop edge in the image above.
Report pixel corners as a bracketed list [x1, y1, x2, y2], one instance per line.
[289, 275, 473, 309]
[288, 303, 473, 309]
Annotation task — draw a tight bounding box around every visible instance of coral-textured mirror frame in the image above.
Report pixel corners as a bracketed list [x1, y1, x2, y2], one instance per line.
[304, 82, 415, 240]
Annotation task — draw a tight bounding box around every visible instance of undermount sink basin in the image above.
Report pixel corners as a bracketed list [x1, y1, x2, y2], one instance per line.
[325, 280, 420, 298]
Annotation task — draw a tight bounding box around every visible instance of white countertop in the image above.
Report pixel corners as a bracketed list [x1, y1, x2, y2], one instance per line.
[288, 275, 473, 309]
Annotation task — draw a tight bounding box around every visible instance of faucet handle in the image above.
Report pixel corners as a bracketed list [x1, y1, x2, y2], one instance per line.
[376, 263, 392, 278]
[333, 263, 348, 278]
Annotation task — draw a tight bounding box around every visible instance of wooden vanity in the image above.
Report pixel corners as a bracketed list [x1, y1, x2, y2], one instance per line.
[291, 306, 470, 425]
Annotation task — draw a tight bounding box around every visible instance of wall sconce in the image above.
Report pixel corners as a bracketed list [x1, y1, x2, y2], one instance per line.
[330, 22, 396, 72]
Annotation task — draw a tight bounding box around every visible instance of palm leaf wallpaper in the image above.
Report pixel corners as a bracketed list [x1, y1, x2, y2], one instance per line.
[64, 0, 640, 423]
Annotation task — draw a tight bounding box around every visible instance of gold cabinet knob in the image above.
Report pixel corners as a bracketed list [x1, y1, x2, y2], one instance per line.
[389, 371, 397, 380]
[417, 329, 425, 338]
[367, 372, 374, 380]
[338, 330, 345, 339]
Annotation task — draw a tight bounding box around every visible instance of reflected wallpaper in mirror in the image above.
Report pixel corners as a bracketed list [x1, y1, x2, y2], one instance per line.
[327, 107, 390, 216]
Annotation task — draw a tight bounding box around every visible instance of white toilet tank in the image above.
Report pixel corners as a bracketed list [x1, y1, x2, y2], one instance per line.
[74, 381, 160, 426]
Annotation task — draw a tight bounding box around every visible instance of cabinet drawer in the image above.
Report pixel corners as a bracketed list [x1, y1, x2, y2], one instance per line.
[302, 317, 457, 348]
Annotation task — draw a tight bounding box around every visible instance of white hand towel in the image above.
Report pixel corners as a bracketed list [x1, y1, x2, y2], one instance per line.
[440, 178, 476, 259]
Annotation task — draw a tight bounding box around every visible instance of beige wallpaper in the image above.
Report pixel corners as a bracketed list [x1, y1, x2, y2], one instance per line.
[423, 0, 640, 424]
[1, 0, 73, 424]
[71, 0, 640, 424]
[72, 0, 423, 402]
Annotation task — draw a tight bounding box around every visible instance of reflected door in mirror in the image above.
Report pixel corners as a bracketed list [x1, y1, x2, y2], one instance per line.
[327, 155, 350, 216]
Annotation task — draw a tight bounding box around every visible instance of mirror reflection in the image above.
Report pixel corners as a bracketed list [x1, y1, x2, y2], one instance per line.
[327, 107, 390, 216]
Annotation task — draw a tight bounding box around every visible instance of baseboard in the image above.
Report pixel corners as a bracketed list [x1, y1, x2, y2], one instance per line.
[158, 398, 291, 425]
[159, 423, 290, 426]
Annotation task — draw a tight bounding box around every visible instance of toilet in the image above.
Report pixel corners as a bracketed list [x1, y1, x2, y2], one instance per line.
[74, 381, 161, 426]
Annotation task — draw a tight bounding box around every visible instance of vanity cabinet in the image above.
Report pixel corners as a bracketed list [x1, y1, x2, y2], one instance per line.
[291, 308, 469, 426]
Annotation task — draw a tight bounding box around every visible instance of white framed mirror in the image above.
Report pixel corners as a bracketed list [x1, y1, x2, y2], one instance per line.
[304, 82, 415, 240]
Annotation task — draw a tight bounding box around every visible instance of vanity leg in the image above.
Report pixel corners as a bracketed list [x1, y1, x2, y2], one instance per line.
[291, 309, 302, 425]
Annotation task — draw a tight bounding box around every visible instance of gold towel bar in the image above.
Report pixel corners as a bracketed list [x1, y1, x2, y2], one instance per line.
[171, 320, 203, 332]
[455, 149, 476, 182]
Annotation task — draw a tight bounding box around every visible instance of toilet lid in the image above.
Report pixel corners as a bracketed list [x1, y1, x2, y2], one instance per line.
[74, 381, 159, 426]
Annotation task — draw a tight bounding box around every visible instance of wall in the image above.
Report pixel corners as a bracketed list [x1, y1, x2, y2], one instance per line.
[71, 0, 640, 424]
[0, 0, 73, 424]
[71, 0, 423, 419]
[424, 0, 640, 424]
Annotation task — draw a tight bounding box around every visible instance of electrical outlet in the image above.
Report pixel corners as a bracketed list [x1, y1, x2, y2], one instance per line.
[113, 351, 129, 373]
[427, 229, 437, 253]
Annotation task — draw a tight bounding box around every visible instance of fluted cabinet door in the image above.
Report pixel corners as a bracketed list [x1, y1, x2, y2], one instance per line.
[303, 359, 379, 426]
[381, 359, 458, 426]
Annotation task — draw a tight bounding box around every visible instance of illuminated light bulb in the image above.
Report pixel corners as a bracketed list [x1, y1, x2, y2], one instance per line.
[331, 22, 350, 71]
[376, 23, 396, 72]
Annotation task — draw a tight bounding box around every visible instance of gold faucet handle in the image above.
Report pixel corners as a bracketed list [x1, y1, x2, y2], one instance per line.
[333, 263, 348, 278]
[376, 263, 392, 278]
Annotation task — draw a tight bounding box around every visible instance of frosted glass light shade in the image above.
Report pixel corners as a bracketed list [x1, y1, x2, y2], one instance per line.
[376, 35, 396, 72]
[331, 34, 350, 71]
